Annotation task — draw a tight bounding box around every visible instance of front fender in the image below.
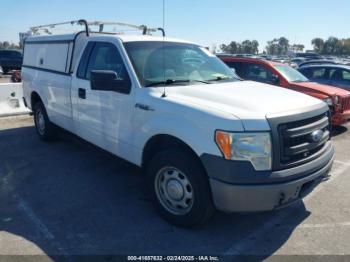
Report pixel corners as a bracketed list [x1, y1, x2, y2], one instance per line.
[132, 113, 243, 166]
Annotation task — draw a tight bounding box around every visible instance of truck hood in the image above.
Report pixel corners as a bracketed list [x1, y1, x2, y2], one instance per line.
[164, 81, 325, 130]
[291, 81, 350, 97]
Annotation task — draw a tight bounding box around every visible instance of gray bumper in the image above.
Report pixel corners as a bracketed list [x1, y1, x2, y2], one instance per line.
[203, 143, 334, 212]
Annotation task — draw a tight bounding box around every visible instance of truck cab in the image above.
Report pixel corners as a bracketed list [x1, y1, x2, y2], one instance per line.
[0, 49, 23, 74]
[22, 21, 334, 227]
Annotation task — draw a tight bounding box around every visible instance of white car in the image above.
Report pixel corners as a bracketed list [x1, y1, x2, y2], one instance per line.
[22, 22, 334, 227]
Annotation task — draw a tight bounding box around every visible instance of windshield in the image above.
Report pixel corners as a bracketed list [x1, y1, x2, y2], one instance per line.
[274, 64, 309, 83]
[124, 41, 239, 87]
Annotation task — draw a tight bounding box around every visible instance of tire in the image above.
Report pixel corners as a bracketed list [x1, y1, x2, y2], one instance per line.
[33, 101, 57, 141]
[147, 148, 215, 227]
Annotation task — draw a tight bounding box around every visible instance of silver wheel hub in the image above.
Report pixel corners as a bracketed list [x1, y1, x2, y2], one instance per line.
[155, 167, 194, 215]
[167, 180, 184, 200]
[36, 110, 45, 134]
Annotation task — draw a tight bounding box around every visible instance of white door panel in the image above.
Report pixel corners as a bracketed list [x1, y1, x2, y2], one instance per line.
[71, 40, 136, 160]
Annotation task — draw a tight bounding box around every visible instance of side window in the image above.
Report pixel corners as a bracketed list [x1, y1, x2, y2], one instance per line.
[342, 70, 350, 82]
[245, 63, 273, 83]
[329, 69, 343, 81]
[77, 42, 95, 79]
[300, 68, 312, 78]
[330, 69, 350, 82]
[226, 62, 244, 77]
[86, 42, 129, 81]
[310, 68, 326, 79]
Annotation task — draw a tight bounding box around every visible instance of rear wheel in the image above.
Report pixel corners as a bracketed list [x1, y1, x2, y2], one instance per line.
[33, 101, 57, 141]
[147, 149, 215, 227]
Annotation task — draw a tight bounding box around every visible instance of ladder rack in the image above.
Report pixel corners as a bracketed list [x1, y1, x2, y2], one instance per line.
[30, 19, 165, 37]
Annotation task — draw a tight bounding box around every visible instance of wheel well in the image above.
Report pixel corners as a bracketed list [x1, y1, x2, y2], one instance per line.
[142, 135, 201, 170]
[31, 92, 42, 109]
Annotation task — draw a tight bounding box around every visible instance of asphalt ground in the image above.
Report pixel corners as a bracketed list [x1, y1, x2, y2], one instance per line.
[0, 115, 349, 261]
[0, 75, 11, 84]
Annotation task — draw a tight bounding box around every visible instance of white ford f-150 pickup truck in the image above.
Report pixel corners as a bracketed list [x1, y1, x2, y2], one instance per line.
[22, 21, 334, 227]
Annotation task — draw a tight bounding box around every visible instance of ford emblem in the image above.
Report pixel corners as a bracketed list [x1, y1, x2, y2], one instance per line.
[310, 130, 324, 143]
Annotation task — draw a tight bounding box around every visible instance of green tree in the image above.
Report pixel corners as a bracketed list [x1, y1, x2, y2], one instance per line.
[278, 37, 289, 54]
[220, 40, 259, 54]
[323, 37, 342, 55]
[290, 44, 305, 52]
[311, 38, 325, 53]
[312, 37, 350, 55]
[241, 40, 252, 53]
[266, 39, 278, 55]
[266, 37, 290, 55]
[342, 38, 350, 55]
[251, 40, 259, 54]
[220, 41, 240, 54]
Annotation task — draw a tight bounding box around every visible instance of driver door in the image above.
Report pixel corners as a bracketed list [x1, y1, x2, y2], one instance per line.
[71, 40, 135, 156]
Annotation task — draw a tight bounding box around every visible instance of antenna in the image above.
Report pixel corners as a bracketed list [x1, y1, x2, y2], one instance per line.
[161, 0, 167, 98]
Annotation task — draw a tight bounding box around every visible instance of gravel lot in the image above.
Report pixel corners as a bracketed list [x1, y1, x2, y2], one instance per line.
[0, 115, 349, 260]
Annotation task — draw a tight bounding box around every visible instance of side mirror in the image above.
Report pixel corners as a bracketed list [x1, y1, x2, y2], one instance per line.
[90, 70, 131, 94]
[270, 74, 280, 85]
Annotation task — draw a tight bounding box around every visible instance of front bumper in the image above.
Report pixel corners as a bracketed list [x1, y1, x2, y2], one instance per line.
[332, 109, 350, 126]
[201, 142, 334, 212]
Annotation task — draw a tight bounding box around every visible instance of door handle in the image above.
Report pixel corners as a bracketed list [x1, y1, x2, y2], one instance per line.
[78, 88, 86, 99]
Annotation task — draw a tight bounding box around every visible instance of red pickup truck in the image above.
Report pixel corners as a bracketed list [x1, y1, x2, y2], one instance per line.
[218, 56, 350, 126]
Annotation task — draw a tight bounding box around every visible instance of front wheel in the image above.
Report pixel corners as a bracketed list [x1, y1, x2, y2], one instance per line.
[33, 101, 57, 141]
[147, 149, 215, 227]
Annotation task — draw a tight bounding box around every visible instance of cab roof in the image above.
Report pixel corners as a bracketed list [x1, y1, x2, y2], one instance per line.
[116, 34, 195, 44]
[218, 56, 284, 67]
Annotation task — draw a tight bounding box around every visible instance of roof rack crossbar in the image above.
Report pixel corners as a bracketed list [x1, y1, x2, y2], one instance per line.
[87, 21, 159, 35]
[30, 19, 90, 36]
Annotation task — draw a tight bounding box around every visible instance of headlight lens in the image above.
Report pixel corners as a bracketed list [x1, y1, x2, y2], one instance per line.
[215, 131, 272, 171]
[324, 97, 333, 106]
[334, 96, 340, 105]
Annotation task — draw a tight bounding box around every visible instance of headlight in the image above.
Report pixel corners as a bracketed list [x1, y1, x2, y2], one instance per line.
[215, 131, 272, 171]
[334, 95, 340, 105]
[324, 97, 333, 106]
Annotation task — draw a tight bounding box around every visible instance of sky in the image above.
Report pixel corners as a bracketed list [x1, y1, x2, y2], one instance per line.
[0, 0, 349, 52]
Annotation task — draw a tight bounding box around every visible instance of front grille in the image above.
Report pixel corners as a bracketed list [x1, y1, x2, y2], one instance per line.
[341, 96, 350, 111]
[277, 113, 330, 168]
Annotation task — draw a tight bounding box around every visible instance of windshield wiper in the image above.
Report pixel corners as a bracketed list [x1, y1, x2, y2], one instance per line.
[145, 79, 210, 87]
[207, 76, 233, 82]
